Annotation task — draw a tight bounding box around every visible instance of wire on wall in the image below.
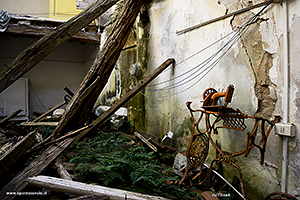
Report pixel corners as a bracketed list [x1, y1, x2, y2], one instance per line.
[143, 0, 274, 99]
[28, 80, 47, 113]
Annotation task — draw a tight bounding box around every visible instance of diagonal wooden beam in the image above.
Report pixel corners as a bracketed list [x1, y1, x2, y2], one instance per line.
[0, 109, 22, 127]
[73, 58, 175, 143]
[0, 58, 174, 200]
[51, 0, 144, 138]
[0, 0, 119, 93]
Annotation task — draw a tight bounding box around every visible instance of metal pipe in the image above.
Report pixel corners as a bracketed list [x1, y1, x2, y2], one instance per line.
[176, 0, 280, 35]
[281, 0, 290, 193]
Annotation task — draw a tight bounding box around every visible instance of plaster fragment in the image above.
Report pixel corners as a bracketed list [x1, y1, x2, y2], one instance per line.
[269, 53, 279, 85]
[259, 20, 278, 54]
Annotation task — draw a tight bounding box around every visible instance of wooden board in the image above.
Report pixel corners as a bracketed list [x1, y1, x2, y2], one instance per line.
[21, 122, 59, 126]
[27, 176, 171, 200]
[0, 138, 73, 200]
[32, 101, 66, 122]
[0, 109, 22, 127]
[0, 131, 36, 178]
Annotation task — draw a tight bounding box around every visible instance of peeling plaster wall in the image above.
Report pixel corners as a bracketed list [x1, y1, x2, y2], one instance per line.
[146, 0, 300, 199]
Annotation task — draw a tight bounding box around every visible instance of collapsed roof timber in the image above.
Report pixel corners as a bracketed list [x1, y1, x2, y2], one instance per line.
[0, 0, 300, 199]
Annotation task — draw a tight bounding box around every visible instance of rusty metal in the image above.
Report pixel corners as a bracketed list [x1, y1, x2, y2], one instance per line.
[264, 192, 297, 200]
[178, 85, 280, 200]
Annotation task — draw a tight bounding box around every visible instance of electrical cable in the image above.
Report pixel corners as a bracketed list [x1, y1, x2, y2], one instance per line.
[144, 0, 273, 98]
[28, 80, 47, 112]
[146, 30, 236, 88]
[145, 16, 253, 92]
[146, 17, 253, 90]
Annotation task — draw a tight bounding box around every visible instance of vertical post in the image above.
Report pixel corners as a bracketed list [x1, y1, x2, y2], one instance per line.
[281, 0, 289, 193]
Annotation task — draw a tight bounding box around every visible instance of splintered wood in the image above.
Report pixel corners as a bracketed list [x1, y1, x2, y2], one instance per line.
[0, 131, 36, 178]
[27, 176, 171, 200]
[0, 0, 119, 93]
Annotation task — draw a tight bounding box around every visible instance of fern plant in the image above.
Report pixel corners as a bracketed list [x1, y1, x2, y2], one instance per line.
[65, 131, 198, 199]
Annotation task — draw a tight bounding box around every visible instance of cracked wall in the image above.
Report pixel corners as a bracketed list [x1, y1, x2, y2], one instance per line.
[146, 0, 300, 199]
[100, 0, 300, 198]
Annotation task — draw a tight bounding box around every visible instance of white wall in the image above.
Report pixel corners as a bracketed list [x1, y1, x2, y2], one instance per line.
[0, 34, 98, 116]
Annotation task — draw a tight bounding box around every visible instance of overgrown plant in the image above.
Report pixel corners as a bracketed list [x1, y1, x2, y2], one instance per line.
[65, 131, 198, 199]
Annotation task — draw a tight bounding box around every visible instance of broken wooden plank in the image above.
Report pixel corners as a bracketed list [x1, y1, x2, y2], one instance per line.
[148, 137, 177, 153]
[0, 109, 22, 127]
[32, 101, 66, 122]
[0, 131, 36, 178]
[0, 0, 119, 93]
[0, 138, 73, 200]
[69, 195, 109, 200]
[33, 124, 93, 150]
[74, 58, 175, 143]
[31, 0, 145, 150]
[199, 191, 219, 200]
[26, 175, 171, 200]
[52, 0, 144, 138]
[64, 87, 75, 97]
[20, 122, 59, 126]
[0, 58, 175, 200]
[5, 24, 100, 44]
[0, 137, 22, 157]
[55, 162, 72, 181]
[134, 132, 158, 152]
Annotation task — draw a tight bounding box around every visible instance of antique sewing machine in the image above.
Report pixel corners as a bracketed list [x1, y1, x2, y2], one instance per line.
[178, 85, 280, 199]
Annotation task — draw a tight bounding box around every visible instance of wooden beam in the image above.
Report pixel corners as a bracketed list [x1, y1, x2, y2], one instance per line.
[0, 131, 36, 178]
[55, 162, 72, 180]
[20, 122, 59, 126]
[69, 195, 109, 200]
[32, 101, 66, 122]
[0, 0, 119, 93]
[0, 138, 74, 200]
[0, 109, 22, 127]
[5, 24, 100, 44]
[31, 0, 144, 150]
[74, 58, 175, 143]
[26, 176, 171, 200]
[51, 0, 144, 138]
[0, 58, 174, 200]
[134, 132, 158, 152]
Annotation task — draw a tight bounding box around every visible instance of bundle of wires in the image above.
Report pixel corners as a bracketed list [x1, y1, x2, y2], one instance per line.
[144, 0, 274, 98]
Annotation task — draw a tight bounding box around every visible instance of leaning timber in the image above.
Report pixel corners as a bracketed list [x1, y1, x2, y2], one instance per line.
[0, 138, 73, 200]
[52, 0, 144, 139]
[0, 58, 174, 200]
[55, 162, 72, 181]
[0, 0, 119, 93]
[73, 58, 175, 143]
[0, 109, 22, 127]
[0, 131, 36, 178]
[32, 101, 66, 122]
[32, 0, 144, 150]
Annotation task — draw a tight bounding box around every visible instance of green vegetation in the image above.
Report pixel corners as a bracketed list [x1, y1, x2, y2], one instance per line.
[64, 131, 199, 199]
